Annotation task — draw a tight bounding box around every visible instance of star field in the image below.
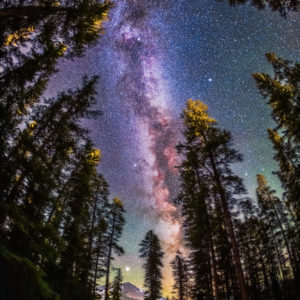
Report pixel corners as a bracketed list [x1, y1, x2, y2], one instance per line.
[45, 0, 300, 295]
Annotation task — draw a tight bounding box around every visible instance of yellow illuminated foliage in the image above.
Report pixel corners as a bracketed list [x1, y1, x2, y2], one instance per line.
[88, 148, 102, 165]
[58, 43, 67, 56]
[29, 120, 37, 129]
[268, 128, 282, 145]
[183, 99, 216, 136]
[257, 174, 267, 188]
[5, 27, 34, 47]
[113, 197, 123, 207]
[90, 11, 109, 34]
[67, 147, 73, 155]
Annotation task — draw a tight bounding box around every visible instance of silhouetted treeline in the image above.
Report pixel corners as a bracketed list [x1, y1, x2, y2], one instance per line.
[173, 54, 300, 300]
[224, 0, 299, 17]
[0, 1, 127, 300]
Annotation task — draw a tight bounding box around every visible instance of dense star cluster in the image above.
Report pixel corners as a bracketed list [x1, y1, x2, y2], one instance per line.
[44, 0, 300, 295]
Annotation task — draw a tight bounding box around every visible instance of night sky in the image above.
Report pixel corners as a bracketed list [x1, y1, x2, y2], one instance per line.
[46, 0, 300, 295]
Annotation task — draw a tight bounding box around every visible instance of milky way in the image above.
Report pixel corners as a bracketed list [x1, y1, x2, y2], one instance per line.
[109, 1, 184, 285]
[112, 0, 181, 250]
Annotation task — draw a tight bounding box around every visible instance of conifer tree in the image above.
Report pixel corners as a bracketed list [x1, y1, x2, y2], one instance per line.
[236, 199, 283, 299]
[0, 74, 118, 299]
[177, 99, 248, 300]
[170, 251, 189, 300]
[0, 2, 119, 299]
[253, 55, 300, 291]
[256, 174, 300, 293]
[253, 53, 300, 224]
[0, 0, 111, 57]
[0, 1, 110, 215]
[139, 230, 164, 300]
[104, 198, 126, 300]
[111, 268, 123, 300]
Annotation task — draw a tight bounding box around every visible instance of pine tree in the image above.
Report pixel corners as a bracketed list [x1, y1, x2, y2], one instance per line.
[177, 99, 248, 300]
[256, 174, 300, 294]
[0, 2, 120, 299]
[139, 230, 164, 300]
[176, 164, 218, 300]
[170, 251, 189, 300]
[111, 268, 123, 300]
[0, 0, 111, 57]
[0, 1, 110, 221]
[0, 74, 117, 299]
[236, 199, 283, 299]
[104, 198, 126, 300]
[253, 53, 300, 223]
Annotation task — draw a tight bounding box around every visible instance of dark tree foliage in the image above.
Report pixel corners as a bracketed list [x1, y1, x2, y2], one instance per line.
[235, 174, 300, 299]
[111, 268, 123, 300]
[253, 55, 300, 296]
[170, 250, 189, 300]
[253, 53, 300, 225]
[224, 0, 299, 16]
[0, 0, 110, 206]
[0, 1, 128, 299]
[139, 230, 164, 300]
[0, 0, 111, 56]
[0, 72, 124, 299]
[0, 75, 125, 298]
[104, 198, 126, 300]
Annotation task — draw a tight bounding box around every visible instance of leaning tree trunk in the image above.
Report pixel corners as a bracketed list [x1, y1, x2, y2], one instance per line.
[105, 214, 116, 300]
[208, 152, 249, 300]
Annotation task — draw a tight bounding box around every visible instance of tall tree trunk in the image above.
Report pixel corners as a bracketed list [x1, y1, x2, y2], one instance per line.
[268, 192, 300, 287]
[105, 215, 116, 300]
[208, 152, 248, 300]
[93, 232, 103, 299]
[194, 166, 220, 300]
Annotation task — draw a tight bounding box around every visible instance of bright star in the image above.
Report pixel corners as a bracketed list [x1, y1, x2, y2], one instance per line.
[208, 78, 212, 82]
